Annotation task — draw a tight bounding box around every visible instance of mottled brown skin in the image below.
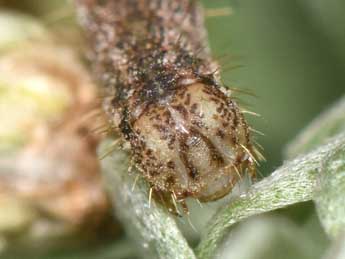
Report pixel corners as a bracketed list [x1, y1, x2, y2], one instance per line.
[76, 0, 255, 211]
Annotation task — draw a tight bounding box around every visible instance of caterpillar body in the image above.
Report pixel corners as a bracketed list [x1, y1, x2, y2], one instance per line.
[76, 0, 256, 212]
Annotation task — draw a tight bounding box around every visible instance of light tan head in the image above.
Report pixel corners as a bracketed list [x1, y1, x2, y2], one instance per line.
[130, 82, 255, 204]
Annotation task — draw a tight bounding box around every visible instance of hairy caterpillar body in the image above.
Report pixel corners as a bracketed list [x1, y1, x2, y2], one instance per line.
[76, 0, 256, 212]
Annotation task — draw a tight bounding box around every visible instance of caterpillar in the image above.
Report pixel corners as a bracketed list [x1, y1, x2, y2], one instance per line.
[75, 0, 257, 213]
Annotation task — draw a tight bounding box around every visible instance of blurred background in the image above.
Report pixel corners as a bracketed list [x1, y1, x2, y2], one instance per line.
[0, 0, 344, 258]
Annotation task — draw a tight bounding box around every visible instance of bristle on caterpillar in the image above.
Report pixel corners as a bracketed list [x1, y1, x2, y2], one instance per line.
[75, 0, 258, 213]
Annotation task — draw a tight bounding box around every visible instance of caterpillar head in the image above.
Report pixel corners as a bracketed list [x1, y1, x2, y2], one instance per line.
[128, 82, 255, 204]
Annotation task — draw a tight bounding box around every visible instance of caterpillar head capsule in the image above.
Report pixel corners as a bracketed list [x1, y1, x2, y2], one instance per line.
[129, 82, 255, 205]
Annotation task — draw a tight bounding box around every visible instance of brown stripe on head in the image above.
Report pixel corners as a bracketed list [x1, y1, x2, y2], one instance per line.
[129, 82, 255, 201]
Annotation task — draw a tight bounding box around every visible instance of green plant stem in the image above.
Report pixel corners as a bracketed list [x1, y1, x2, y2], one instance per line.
[315, 145, 345, 238]
[99, 140, 196, 259]
[197, 133, 345, 259]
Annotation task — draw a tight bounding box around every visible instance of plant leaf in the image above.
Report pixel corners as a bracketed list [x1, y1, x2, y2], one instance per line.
[197, 133, 345, 259]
